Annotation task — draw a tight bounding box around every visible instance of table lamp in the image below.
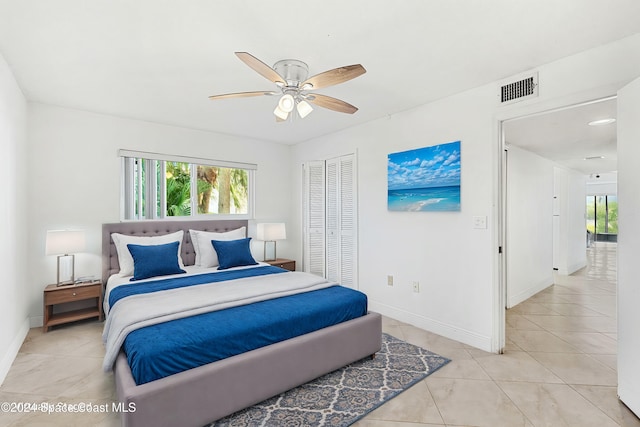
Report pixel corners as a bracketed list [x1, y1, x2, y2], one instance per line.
[256, 223, 286, 262]
[46, 229, 86, 286]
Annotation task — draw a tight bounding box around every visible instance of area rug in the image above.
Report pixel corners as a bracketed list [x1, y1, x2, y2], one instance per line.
[210, 333, 451, 427]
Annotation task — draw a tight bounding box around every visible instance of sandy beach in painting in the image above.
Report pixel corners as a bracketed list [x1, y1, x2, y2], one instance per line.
[388, 185, 460, 212]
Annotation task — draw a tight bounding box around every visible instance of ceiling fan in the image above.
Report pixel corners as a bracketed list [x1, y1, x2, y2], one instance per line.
[209, 52, 366, 122]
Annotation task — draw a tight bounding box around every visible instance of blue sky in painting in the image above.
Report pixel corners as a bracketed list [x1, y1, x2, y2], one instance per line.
[388, 141, 461, 190]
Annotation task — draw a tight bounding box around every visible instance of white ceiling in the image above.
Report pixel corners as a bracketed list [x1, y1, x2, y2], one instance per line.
[504, 97, 618, 175]
[0, 0, 639, 148]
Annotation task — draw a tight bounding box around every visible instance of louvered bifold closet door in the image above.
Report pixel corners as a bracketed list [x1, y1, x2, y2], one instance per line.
[303, 161, 326, 277]
[338, 155, 357, 288]
[325, 154, 357, 288]
[325, 159, 339, 282]
[303, 154, 358, 289]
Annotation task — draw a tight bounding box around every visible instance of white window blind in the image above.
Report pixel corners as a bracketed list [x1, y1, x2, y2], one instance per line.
[118, 149, 257, 170]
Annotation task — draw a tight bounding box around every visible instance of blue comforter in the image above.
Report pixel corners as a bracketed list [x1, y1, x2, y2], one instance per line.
[117, 269, 368, 385]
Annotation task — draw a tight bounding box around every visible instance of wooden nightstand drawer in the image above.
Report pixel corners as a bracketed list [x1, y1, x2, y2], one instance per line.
[45, 284, 101, 305]
[266, 258, 296, 271]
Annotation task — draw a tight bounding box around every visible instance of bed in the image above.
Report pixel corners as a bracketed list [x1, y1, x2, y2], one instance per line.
[102, 219, 382, 427]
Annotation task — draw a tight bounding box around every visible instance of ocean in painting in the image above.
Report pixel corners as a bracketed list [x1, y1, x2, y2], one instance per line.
[388, 185, 460, 212]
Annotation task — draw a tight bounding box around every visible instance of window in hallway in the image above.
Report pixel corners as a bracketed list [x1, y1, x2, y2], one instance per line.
[586, 195, 617, 241]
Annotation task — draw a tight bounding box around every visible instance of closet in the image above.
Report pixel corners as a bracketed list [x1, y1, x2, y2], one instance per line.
[302, 154, 358, 289]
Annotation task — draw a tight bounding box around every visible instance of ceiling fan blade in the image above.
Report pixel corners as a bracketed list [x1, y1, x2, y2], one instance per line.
[307, 94, 358, 114]
[301, 64, 366, 90]
[235, 52, 285, 85]
[208, 91, 277, 100]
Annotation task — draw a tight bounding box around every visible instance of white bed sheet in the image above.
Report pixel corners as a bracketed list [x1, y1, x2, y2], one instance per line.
[103, 262, 271, 315]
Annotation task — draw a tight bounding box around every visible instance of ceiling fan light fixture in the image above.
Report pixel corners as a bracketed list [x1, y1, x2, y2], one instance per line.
[278, 94, 295, 113]
[274, 105, 289, 120]
[210, 53, 367, 121]
[297, 100, 313, 118]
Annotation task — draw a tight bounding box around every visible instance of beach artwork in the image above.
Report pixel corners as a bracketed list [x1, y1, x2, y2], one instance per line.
[388, 141, 461, 212]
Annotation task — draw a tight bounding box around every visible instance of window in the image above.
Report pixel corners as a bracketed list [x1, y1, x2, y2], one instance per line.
[120, 150, 255, 220]
[586, 194, 617, 235]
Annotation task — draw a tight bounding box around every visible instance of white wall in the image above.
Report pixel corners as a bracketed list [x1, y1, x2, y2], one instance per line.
[292, 33, 640, 353]
[293, 86, 497, 350]
[586, 172, 617, 195]
[26, 104, 293, 325]
[0, 53, 29, 383]
[505, 146, 554, 308]
[617, 75, 640, 417]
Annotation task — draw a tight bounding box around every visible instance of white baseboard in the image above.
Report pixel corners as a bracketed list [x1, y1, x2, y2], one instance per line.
[30, 315, 43, 328]
[369, 301, 493, 352]
[507, 276, 553, 308]
[0, 317, 29, 385]
[558, 261, 587, 276]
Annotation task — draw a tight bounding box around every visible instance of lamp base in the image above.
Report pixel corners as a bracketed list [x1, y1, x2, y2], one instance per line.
[263, 241, 278, 262]
[56, 254, 75, 286]
[56, 281, 75, 287]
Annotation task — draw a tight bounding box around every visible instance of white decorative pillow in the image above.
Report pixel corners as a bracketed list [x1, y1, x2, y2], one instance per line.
[111, 231, 184, 277]
[189, 227, 246, 268]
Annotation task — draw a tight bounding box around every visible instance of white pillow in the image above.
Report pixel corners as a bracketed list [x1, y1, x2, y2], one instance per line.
[189, 227, 246, 268]
[111, 230, 184, 277]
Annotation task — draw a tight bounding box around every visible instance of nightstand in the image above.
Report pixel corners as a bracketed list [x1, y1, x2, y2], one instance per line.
[43, 281, 103, 332]
[265, 258, 296, 271]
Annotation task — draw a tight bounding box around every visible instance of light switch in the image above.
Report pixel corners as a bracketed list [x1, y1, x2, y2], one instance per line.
[473, 216, 487, 229]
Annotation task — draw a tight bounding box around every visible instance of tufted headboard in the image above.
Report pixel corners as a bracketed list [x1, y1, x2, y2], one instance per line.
[102, 219, 248, 284]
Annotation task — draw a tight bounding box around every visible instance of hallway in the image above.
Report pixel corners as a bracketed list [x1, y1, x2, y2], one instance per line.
[504, 242, 638, 425]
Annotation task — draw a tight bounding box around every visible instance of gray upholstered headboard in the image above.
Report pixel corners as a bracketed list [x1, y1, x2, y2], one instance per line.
[102, 219, 248, 284]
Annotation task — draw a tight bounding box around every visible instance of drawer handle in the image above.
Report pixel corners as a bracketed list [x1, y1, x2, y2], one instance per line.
[72, 292, 77, 296]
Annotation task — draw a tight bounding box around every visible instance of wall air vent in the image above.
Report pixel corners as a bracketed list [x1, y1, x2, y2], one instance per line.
[499, 72, 538, 105]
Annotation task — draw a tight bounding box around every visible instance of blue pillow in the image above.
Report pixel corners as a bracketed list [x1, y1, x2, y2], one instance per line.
[211, 238, 258, 270]
[127, 241, 186, 281]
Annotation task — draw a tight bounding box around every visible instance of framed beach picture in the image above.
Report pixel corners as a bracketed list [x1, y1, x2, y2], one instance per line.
[387, 141, 461, 212]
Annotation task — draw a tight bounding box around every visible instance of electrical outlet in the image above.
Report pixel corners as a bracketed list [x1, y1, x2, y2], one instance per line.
[387, 275, 394, 286]
[413, 281, 420, 293]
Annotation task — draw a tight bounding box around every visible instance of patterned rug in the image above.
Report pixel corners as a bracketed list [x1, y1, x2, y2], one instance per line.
[210, 333, 451, 427]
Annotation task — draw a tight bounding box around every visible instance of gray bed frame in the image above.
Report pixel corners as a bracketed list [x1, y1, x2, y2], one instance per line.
[102, 219, 382, 427]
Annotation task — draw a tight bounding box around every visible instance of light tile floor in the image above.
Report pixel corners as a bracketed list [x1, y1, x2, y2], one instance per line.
[1, 242, 638, 426]
[357, 242, 639, 427]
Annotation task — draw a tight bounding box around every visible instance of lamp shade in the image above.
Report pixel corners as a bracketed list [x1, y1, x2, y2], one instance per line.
[273, 105, 289, 121]
[45, 230, 86, 255]
[278, 94, 295, 113]
[256, 223, 286, 241]
[296, 100, 313, 118]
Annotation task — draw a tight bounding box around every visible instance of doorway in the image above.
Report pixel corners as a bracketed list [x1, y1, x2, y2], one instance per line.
[498, 96, 617, 349]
